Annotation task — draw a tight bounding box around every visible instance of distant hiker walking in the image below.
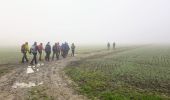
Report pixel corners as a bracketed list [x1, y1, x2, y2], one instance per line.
[71, 43, 75, 56]
[52, 43, 58, 60]
[52, 42, 60, 60]
[65, 42, 70, 57]
[61, 42, 70, 58]
[30, 42, 38, 65]
[56, 42, 61, 60]
[63, 42, 70, 58]
[61, 43, 65, 58]
[21, 42, 29, 63]
[45, 42, 51, 61]
[107, 42, 110, 50]
[113, 42, 116, 49]
[38, 43, 43, 61]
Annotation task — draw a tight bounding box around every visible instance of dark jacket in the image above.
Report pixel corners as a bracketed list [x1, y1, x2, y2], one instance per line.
[45, 44, 51, 53]
[65, 43, 70, 51]
[52, 45, 57, 53]
[71, 45, 75, 50]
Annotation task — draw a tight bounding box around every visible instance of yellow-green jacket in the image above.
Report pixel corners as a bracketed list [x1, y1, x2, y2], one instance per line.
[25, 44, 30, 53]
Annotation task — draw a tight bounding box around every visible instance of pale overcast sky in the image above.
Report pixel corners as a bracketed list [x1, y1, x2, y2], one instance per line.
[0, 0, 170, 46]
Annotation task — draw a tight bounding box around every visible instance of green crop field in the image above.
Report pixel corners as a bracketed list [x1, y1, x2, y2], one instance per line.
[0, 47, 21, 64]
[0, 47, 22, 76]
[65, 46, 170, 100]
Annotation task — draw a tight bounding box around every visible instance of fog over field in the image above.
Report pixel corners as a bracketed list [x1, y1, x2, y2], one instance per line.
[0, 0, 170, 46]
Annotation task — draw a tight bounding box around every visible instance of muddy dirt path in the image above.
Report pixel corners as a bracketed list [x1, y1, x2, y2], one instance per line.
[0, 47, 139, 100]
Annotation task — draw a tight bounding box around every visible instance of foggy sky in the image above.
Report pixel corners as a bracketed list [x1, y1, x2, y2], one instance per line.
[0, 0, 170, 46]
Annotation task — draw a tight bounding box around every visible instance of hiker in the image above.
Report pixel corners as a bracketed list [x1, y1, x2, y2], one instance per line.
[52, 42, 60, 60]
[107, 42, 110, 50]
[61, 42, 69, 58]
[56, 42, 61, 60]
[71, 43, 75, 56]
[30, 42, 38, 65]
[38, 43, 43, 61]
[21, 42, 29, 63]
[65, 42, 70, 57]
[45, 42, 51, 61]
[61, 43, 65, 58]
[113, 42, 116, 49]
[52, 43, 57, 60]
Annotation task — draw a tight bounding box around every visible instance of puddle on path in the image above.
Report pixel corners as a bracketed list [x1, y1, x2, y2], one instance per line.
[27, 66, 34, 74]
[12, 63, 45, 88]
[26, 63, 44, 74]
[12, 82, 43, 88]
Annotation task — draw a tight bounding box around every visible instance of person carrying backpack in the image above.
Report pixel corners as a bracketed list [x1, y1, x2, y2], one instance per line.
[52, 42, 61, 60]
[65, 42, 70, 57]
[45, 42, 51, 61]
[71, 43, 75, 56]
[52, 43, 57, 60]
[61, 43, 65, 58]
[38, 43, 44, 61]
[30, 42, 38, 65]
[56, 42, 61, 60]
[21, 42, 29, 63]
[107, 42, 110, 50]
[113, 42, 116, 49]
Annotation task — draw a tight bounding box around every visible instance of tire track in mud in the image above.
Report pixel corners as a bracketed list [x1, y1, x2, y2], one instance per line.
[0, 47, 141, 100]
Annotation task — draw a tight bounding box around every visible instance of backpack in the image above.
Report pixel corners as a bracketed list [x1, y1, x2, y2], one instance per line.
[53, 45, 57, 52]
[21, 44, 25, 53]
[31, 45, 38, 53]
[71, 45, 75, 50]
[38, 45, 43, 53]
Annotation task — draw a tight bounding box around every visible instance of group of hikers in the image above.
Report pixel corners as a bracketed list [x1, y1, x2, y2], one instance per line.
[21, 42, 76, 65]
[21, 42, 115, 65]
[107, 42, 116, 50]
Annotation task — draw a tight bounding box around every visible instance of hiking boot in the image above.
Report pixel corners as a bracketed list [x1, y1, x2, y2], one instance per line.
[30, 62, 33, 65]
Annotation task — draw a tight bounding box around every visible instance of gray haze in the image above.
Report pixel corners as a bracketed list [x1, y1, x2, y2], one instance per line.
[0, 0, 170, 46]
